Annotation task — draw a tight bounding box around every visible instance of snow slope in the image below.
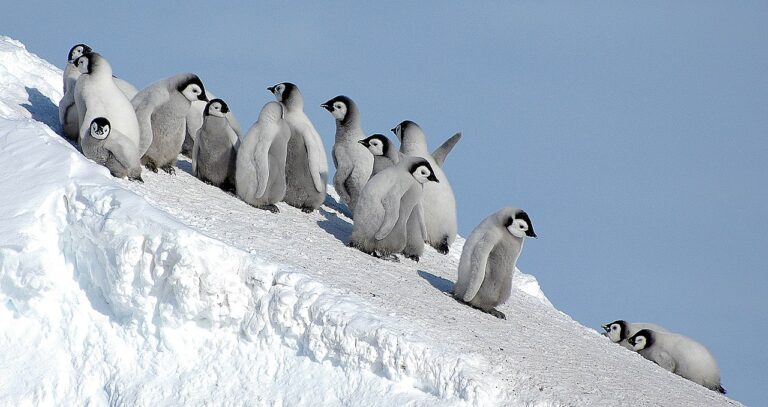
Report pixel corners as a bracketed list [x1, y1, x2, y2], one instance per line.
[0, 37, 741, 406]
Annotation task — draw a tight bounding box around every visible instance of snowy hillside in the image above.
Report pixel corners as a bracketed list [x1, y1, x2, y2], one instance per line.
[0, 37, 741, 406]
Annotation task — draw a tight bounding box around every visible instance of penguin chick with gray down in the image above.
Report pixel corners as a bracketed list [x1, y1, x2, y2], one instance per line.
[192, 99, 239, 190]
[82, 117, 143, 181]
[360, 134, 427, 262]
[182, 89, 242, 157]
[627, 329, 726, 394]
[602, 320, 669, 350]
[453, 207, 536, 319]
[269, 82, 328, 213]
[236, 101, 291, 213]
[132, 73, 208, 173]
[60, 45, 138, 140]
[321, 95, 373, 215]
[350, 156, 438, 262]
[393, 120, 461, 254]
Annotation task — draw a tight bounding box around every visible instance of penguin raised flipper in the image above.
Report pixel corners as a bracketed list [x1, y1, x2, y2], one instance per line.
[431, 132, 462, 168]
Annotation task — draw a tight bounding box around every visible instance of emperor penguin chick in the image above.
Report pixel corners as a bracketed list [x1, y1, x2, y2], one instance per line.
[192, 99, 239, 190]
[321, 95, 373, 215]
[393, 120, 461, 254]
[82, 117, 143, 181]
[269, 82, 328, 213]
[628, 329, 726, 394]
[236, 101, 291, 213]
[132, 73, 208, 173]
[72, 52, 141, 155]
[350, 156, 438, 262]
[453, 207, 536, 319]
[183, 89, 242, 157]
[360, 134, 427, 262]
[602, 320, 669, 350]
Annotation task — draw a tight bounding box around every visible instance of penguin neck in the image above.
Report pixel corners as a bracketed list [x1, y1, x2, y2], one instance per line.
[336, 116, 363, 141]
[282, 94, 303, 112]
[90, 59, 113, 80]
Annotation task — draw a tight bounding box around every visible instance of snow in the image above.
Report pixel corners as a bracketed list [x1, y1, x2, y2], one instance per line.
[0, 36, 742, 406]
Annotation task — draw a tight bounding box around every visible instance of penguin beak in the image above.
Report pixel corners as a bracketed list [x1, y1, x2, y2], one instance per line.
[358, 140, 370, 147]
[390, 127, 397, 134]
[267, 86, 276, 93]
[601, 325, 609, 333]
[320, 103, 333, 112]
[526, 228, 537, 238]
[198, 92, 208, 102]
[428, 174, 439, 183]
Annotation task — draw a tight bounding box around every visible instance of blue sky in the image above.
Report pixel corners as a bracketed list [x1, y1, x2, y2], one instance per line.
[5, 1, 767, 404]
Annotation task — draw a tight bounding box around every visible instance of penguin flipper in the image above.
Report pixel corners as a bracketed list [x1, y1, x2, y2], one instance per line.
[375, 195, 402, 241]
[431, 132, 462, 167]
[462, 229, 497, 302]
[191, 129, 201, 176]
[652, 351, 676, 373]
[301, 122, 326, 193]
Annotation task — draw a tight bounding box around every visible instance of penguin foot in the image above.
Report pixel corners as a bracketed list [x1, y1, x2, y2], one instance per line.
[301, 207, 314, 214]
[142, 158, 159, 173]
[258, 204, 280, 213]
[405, 254, 420, 262]
[435, 237, 450, 255]
[130, 175, 144, 184]
[161, 164, 176, 175]
[488, 309, 506, 320]
[373, 251, 400, 262]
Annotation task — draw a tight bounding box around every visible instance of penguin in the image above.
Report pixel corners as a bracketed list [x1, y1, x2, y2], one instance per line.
[393, 120, 461, 254]
[350, 156, 438, 262]
[72, 52, 141, 162]
[628, 329, 726, 394]
[59, 45, 138, 140]
[268, 82, 329, 213]
[235, 101, 291, 213]
[321, 95, 373, 215]
[453, 207, 536, 319]
[82, 117, 142, 181]
[191, 99, 238, 190]
[602, 320, 669, 350]
[132, 73, 208, 173]
[182, 89, 242, 157]
[359, 134, 427, 262]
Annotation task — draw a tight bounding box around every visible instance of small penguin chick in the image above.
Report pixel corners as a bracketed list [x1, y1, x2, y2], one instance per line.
[90, 117, 110, 139]
[68, 43, 92, 63]
[205, 98, 230, 117]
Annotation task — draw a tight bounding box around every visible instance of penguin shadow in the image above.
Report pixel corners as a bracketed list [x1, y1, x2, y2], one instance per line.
[175, 157, 193, 175]
[21, 86, 62, 134]
[317, 207, 352, 244]
[417, 270, 455, 294]
[323, 194, 353, 219]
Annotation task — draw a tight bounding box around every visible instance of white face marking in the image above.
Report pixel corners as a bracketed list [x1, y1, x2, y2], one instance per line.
[272, 83, 285, 102]
[393, 124, 403, 141]
[76, 57, 89, 74]
[90, 122, 109, 140]
[606, 323, 622, 343]
[412, 165, 433, 184]
[630, 335, 647, 351]
[331, 102, 347, 120]
[507, 218, 530, 238]
[182, 84, 202, 101]
[209, 102, 225, 117]
[70, 46, 84, 62]
[368, 139, 384, 156]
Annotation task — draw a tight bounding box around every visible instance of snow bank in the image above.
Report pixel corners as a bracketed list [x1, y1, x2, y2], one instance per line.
[0, 36, 741, 406]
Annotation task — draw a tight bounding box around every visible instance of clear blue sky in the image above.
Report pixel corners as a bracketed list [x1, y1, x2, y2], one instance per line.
[5, 1, 767, 404]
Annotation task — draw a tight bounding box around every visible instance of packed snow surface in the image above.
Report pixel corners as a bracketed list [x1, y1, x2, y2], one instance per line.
[0, 36, 741, 406]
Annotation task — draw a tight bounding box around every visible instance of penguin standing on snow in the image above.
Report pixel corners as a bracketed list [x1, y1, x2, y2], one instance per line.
[132, 73, 208, 173]
[393, 120, 461, 254]
[350, 156, 438, 262]
[192, 99, 239, 190]
[322, 95, 373, 215]
[236, 101, 291, 213]
[627, 329, 726, 394]
[269, 82, 328, 213]
[453, 207, 536, 319]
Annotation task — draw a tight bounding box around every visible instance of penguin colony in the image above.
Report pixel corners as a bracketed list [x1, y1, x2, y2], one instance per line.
[57, 43, 728, 396]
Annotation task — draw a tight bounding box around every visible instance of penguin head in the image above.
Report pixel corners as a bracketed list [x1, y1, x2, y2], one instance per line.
[627, 329, 654, 351]
[602, 320, 629, 342]
[391, 120, 419, 142]
[268, 82, 297, 103]
[89, 117, 111, 140]
[504, 210, 536, 239]
[68, 43, 91, 63]
[73, 53, 92, 74]
[204, 98, 229, 117]
[178, 75, 208, 102]
[321, 96, 354, 122]
[358, 134, 389, 156]
[409, 159, 439, 184]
